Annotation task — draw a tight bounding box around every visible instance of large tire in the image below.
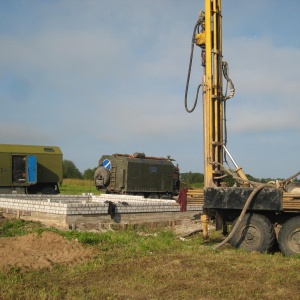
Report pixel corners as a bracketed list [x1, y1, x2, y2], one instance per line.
[35, 186, 58, 195]
[40, 187, 58, 195]
[94, 166, 110, 188]
[147, 193, 160, 199]
[278, 216, 300, 256]
[230, 213, 276, 253]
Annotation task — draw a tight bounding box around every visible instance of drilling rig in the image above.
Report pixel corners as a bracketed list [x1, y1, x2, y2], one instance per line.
[185, 0, 300, 256]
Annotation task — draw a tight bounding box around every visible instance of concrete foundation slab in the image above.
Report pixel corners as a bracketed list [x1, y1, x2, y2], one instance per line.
[0, 194, 202, 230]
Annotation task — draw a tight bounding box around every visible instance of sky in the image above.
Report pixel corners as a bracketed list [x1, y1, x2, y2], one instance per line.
[1, 0, 300, 179]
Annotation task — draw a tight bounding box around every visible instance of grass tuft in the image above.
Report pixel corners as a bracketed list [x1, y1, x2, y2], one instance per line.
[0, 219, 42, 237]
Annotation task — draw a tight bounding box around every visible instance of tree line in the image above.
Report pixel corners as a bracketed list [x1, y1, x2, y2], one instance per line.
[63, 160, 299, 184]
[180, 171, 298, 187]
[63, 160, 96, 180]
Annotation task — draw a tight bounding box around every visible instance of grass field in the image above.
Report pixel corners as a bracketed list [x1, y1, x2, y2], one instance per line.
[59, 179, 100, 195]
[1, 180, 300, 299]
[0, 217, 300, 299]
[60, 178, 203, 194]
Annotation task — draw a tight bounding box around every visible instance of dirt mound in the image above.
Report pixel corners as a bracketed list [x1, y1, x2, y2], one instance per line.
[0, 231, 96, 271]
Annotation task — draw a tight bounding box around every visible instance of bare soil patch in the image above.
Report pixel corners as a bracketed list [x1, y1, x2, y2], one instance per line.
[0, 231, 95, 271]
[0, 215, 208, 272]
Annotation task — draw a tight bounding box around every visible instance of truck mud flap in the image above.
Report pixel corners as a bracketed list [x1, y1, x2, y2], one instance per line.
[204, 187, 282, 211]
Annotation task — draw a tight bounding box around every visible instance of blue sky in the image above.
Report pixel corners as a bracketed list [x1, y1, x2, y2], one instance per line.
[1, 0, 300, 179]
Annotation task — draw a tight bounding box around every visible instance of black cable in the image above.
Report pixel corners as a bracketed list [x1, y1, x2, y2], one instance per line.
[184, 17, 203, 113]
[222, 61, 235, 100]
[213, 183, 272, 250]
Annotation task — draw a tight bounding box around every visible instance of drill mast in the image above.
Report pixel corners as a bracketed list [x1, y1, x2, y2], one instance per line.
[200, 0, 224, 187]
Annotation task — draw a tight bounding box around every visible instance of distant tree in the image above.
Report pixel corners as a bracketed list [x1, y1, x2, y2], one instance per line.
[63, 160, 82, 179]
[261, 177, 285, 183]
[223, 171, 262, 186]
[246, 174, 261, 182]
[191, 172, 204, 183]
[180, 172, 204, 187]
[180, 170, 291, 187]
[83, 168, 97, 180]
[222, 173, 235, 186]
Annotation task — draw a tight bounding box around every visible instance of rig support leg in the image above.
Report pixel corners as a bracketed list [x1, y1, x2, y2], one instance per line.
[201, 213, 209, 240]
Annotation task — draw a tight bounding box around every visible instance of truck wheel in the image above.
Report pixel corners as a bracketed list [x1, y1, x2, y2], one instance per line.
[94, 166, 110, 188]
[278, 216, 300, 256]
[230, 213, 276, 253]
[39, 187, 58, 194]
[148, 193, 159, 199]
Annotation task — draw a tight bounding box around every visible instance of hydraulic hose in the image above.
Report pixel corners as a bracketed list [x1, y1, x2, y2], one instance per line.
[184, 16, 203, 113]
[184, 20, 235, 113]
[212, 183, 272, 250]
[222, 61, 235, 101]
[212, 168, 300, 250]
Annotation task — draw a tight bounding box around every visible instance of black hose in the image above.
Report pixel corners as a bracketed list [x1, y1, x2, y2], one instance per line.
[212, 168, 300, 250]
[213, 183, 272, 250]
[222, 61, 235, 101]
[184, 18, 203, 113]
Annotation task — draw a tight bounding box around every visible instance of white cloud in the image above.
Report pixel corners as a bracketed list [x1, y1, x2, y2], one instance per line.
[224, 36, 300, 133]
[0, 30, 126, 80]
[228, 109, 300, 133]
[0, 120, 54, 144]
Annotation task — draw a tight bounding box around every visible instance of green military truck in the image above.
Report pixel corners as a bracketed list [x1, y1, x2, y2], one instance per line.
[0, 144, 63, 194]
[94, 152, 180, 199]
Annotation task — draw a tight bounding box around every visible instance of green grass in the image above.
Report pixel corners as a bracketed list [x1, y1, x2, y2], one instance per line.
[0, 219, 42, 237]
[60, 178, 203, 195]
[0, 219, 300, 299]
[59, 179, 100, 195]
[2, 179, 299, 299]
[191, 182, 204, 189]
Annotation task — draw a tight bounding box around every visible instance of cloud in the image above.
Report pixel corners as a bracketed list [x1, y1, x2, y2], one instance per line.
[0, 30, 127, 80]
[224, 36, 300, 133]
[0, 120, 54, 144]
[226, 37, 300, 95]
[228, 109, 300, 133]
[0, 0, 299, 178]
